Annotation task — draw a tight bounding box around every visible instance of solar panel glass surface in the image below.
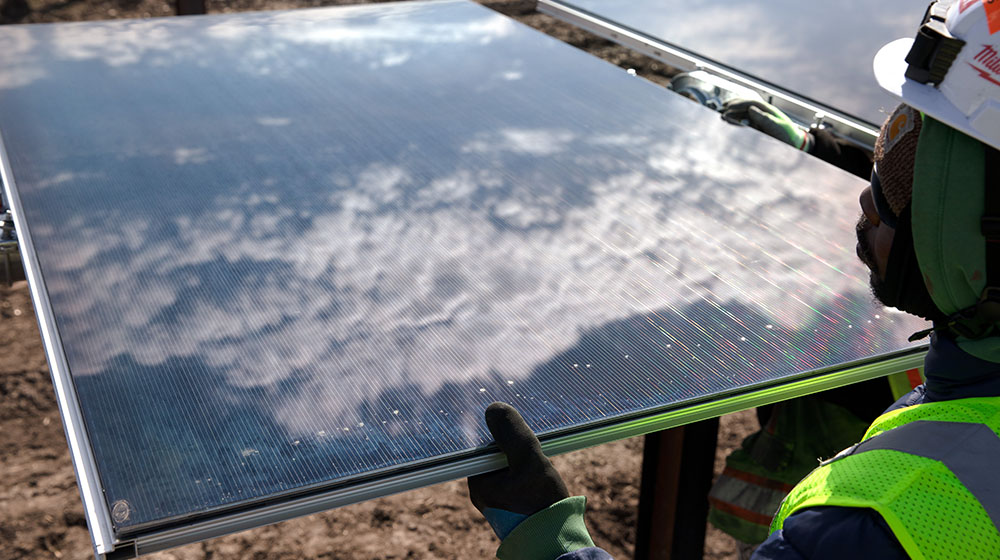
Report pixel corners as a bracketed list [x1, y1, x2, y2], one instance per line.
[549, 0, 926, 125]
[0, 0, 926, 539]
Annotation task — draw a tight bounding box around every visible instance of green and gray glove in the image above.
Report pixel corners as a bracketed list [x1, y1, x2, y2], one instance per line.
[468, 402, 595, 560]
[722, 100, 814, 151]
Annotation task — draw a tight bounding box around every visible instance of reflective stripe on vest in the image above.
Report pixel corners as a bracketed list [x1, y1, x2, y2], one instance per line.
[770, 397, 1000, 560]
[850, 419, 1000, 530]
[708, 468, 794, 527]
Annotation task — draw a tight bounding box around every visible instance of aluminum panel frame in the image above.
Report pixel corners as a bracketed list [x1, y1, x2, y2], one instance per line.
[536, 0, 881, 148]
[0, 132, 117, 556]
[0, 2, 929, 556]
[129, 349, 924, 558]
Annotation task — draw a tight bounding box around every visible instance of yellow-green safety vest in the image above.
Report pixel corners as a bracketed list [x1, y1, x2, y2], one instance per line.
[770, 396, 1000, 560]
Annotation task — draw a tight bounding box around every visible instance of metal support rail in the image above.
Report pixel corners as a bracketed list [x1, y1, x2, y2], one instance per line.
[536, 0, 880, 150]
[127, 351, 923, 558]
[1, 199, 18, 285]
[0, 132, 117, 558]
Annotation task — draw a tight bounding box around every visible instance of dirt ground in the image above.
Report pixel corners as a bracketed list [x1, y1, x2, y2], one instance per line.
[0, 1, 758, 558]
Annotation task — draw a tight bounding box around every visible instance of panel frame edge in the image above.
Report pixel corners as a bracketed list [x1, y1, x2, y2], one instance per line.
[0, 131, 118, 558]
[535, 0, 881, 148]
[132, 350, 924, 556]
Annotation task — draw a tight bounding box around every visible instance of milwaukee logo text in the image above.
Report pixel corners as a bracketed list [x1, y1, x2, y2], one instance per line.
[972, 44, 1000, 87]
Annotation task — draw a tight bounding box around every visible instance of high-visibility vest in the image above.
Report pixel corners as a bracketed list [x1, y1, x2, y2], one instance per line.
[770, 396, 1000, 560]
[709, 370, 923, 544]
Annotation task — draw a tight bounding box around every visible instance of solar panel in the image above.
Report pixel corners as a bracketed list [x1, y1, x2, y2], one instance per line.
[0, 0, 927, 555]
[539, 0, 925, 126]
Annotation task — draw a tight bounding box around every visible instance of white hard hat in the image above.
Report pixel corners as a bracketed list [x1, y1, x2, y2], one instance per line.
[873, 0, 1000, 150]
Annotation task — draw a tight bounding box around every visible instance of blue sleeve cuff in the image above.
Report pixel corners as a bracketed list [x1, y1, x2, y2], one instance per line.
[483, 507, 530, 540]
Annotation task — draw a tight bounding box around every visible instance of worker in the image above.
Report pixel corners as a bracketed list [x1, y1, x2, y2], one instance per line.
[708, 37, 908, 559]
[466, 1, 1000, 558]
[708, 21, 927, 560]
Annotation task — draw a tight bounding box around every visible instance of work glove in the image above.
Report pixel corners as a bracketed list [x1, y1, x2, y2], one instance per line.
[468, 403, 597, 560]
[468, 402, 570, 518]
[722, 100, 813, 151]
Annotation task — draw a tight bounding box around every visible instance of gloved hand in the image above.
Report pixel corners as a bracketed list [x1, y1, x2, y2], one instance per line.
[722, 99, 814, 151]
[468, 403, 597, 559]
[468, 402, 569, 518]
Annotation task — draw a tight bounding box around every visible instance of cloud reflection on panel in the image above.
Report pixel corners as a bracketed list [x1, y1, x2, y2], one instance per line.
[0, 3, 516, 89]
[0, 1, 927, 526]
[41, 123, 895, 425]
[562, 0, 924, 122]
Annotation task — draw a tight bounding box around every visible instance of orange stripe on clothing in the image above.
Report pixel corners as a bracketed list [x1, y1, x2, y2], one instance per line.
[721, 466, 796, 494]
[708, 496, 775, 527]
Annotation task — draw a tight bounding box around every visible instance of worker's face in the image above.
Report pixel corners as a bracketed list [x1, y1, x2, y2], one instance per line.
[856, 183, 896, 302]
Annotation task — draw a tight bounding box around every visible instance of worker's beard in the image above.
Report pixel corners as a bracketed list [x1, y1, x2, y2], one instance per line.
[855, 213, 944, 322]
[855, 214, 893, 307]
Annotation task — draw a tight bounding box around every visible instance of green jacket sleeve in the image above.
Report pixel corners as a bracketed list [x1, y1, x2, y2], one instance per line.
[496, 496, 595, 560]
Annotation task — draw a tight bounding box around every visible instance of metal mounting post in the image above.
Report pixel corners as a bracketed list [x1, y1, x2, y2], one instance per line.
[635, 418, 720, 560]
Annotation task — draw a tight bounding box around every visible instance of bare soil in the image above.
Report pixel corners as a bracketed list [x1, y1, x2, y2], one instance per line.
[0, 1, 756, 557]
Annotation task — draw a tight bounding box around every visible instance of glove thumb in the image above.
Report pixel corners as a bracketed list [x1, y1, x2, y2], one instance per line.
[468, 402, 569, 516]
[484, 402, 546, 472]
[748, 105, 811, 150]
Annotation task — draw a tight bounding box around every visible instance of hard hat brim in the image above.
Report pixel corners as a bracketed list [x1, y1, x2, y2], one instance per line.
[874, 37, 1000, 149]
